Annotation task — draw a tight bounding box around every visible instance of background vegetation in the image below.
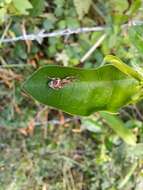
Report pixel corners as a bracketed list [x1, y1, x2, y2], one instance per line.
[1, 0, 143, 189]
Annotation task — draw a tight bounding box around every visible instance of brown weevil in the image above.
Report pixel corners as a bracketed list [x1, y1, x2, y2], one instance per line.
[48, 76, 76, 90]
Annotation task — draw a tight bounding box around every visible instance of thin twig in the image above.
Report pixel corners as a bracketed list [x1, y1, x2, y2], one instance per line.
[133, 105, 143, 121]
[34, 117, 78, 126]
[80, 33, 107, 63]
[0, 20, 143, 44]
[1, 26, 105, 44]
[0, 63, 32, 68]
[0, 20, 12, 44]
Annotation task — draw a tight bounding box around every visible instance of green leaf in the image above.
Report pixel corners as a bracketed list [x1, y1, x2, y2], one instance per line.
[0, 7, 6, 23]
[66, 17, 80, 28]
[23, 61, 142, 116]
[73, 0, 92, 20]
[126, 143, 143, 158]
[30, 0, 45, 16]
[118, 162, 137, 189]
[104, 55, 143, 81]
[127, 0, 141, 16]
[125, 143, 143, 159]
[109, 0, 128, 14]
[13, 0, 32, 14]
[100, 112, 136, 145]
[129, 25, 143, 53]
[81, 118, 102, 133]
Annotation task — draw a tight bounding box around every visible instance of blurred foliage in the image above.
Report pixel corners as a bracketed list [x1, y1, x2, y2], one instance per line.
[73, 0, 92, 20]
[0, 0, 32, 22]
[1, 0, 143, 189]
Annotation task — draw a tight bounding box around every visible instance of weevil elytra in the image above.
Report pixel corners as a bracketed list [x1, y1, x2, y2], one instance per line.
[48, 76, 76, 90]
